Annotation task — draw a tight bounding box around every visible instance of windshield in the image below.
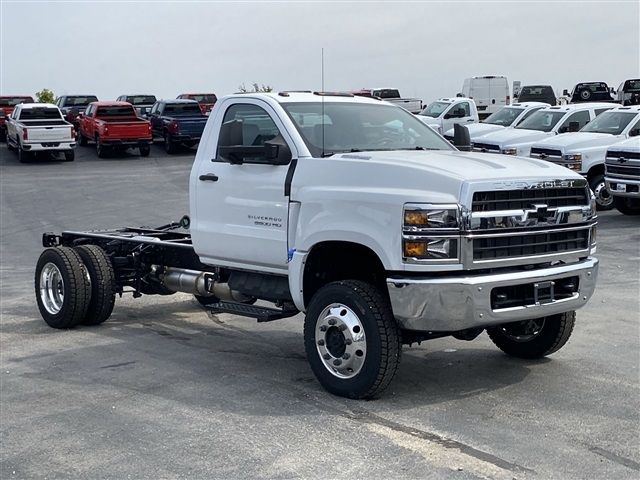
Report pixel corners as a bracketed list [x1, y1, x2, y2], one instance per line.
[96, 106, 137, 117]
[186, 94, 217, 103]
[64, 96, 98, 107]
[373, 89, 400, 99]
[581, 111, 637, 135]
[0, 97, 33, 106]
[484, 107, 524, 126]
[282, 102, 454, 157]
[515, 110, 565, 132]
[418, 101, 449, 118]
[164, 103, 203, 115]
[19, 108, 62, 120]
[623, 79, 640, 92]
[520, 86, 551, 96]
[126, 96, 156, 105]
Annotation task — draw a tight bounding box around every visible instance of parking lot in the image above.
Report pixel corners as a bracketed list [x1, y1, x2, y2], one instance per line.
[0, 143, 638, 479]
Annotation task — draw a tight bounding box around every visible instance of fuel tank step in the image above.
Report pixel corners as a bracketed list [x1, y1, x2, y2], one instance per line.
[205, 301, 299, 322]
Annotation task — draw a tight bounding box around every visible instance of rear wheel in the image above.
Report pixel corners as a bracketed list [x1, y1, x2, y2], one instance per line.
[139, 145, 151, 157]
[63, 150, 75, 162]
[74, 245, 116, 325]
[487, 311, 576, 359]
[164, 134, 178, 154]
[18, 145, 30, 163]
[589, 174, 613, 210]
[96, 140, 108, 158]
[35, 247, 91, 329]
[304, 280, 401, 399]
[613, 196, 640, 215]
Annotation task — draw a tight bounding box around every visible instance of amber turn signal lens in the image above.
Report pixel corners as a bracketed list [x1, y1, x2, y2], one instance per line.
[403, 241, 428, 257]
[404, 210, 429, 226]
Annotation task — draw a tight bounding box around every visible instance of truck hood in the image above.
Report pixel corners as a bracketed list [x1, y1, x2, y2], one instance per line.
[475, 128, 552, 147]
[532, 132, 623, 152]
[445, 123, 504, 138]
[607, 137, 640, 152]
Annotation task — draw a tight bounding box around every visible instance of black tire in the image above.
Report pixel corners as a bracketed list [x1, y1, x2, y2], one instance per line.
[164, 134, 178, 154]
[63, 150, 75, 162]
[96, 140, 108, 158]
[18, 146, 29, 163]
[35, 247, 91, 329]
[579, 89, 592, 101]
[7, 136, 16, 151]
[139, 145, 151, 157]
[589, 174, 613, 210]
[77, 132, 88, 146]
[304, 280, 401, 400]
[0, 129, 6, 142]
[487, 311, 576, 359]
[613, 196, 640, 215]
[74, 245, 116, 326]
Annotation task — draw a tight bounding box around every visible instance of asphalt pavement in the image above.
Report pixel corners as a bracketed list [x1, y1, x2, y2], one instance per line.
[1, 143, 639, 479]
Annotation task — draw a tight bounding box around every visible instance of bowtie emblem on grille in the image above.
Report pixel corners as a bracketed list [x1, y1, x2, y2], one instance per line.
[538, 153, 548, 159]
[618, 156, 628, 163]
[531, 203, 551, 222]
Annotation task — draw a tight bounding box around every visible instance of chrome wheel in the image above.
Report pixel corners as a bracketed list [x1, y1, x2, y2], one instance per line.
[315, 303, 366, 379]
[39, 262, 65, 315]
[593, 180, 613, 208]
[499, 318, 546, 342]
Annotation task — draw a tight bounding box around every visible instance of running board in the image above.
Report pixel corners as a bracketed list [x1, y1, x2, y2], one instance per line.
[205, 301, 299, 322]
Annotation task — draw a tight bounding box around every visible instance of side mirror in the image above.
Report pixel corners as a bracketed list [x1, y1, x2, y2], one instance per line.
[568, 121, 580, 132]
[453, 124, 471, 151]
[563, 89, 569, 96]
[264, 136, 292, 165]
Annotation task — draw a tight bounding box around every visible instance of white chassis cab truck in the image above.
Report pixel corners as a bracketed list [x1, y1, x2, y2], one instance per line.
[416, 97, 479, 135]
[605, 137, 640, 215]
[35, 92, 599, 399]
[5, 103, 76, 162]
[528, 106, 640, 210]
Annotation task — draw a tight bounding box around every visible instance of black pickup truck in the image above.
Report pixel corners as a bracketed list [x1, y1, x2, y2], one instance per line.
[564, 82, 615, 103]
[147, 99, 208, 154]
[55, 95, 99, 129]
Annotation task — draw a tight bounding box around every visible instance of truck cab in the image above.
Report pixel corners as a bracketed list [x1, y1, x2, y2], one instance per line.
[529, 106, 640, 210]
[116, 94, 157, 116]
[55, 95, 99, 129]
[471, 103, 614, 157]
[148, 99, 208, 153]
[416, 97, 478, 134]
[0, 95, 35, 140]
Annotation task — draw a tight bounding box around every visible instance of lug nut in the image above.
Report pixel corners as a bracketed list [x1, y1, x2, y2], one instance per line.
[333, 359, 342, 366]
[345, 339, 352, 345]
[342, 353, 350, 360]
[328, 319, 337, 326]
[317, 339, 325, 346]
[323, 353, 330, 360]
[319, 325, 327, 332]
[339, 324, 347, 331]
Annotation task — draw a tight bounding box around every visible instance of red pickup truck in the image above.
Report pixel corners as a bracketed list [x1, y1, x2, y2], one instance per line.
[77, 101, 153, 158]
[1, 95, 35, 140]
[176, 93, 217, 114]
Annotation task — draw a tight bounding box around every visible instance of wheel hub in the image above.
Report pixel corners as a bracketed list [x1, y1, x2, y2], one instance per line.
[593, 181, 613, 207]
[40, 262, 64, 315]
[315, 304, 366, 379]
[500, 318, 546, 342]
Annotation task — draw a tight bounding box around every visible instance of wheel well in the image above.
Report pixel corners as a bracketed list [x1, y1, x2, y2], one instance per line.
[302, 241, 386, 307]
[587, 164, 604, 182]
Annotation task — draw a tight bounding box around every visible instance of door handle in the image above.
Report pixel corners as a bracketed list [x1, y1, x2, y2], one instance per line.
[467, 119, 475, 122]
[199, 173, 219, 182]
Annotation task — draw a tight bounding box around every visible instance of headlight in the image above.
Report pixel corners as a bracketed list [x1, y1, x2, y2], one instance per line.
[501, 147, 518, 155]
[563, 153, 582, 171]
[403, 204, 459, 230]
[403, 238, 459, 260]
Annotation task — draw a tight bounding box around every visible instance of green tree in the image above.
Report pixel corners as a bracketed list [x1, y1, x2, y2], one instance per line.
[35, 88, 55, 103]
[237, 82, 273, 93]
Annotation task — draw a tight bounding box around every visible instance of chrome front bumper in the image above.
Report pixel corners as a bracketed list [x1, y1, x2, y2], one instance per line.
[605, 177, 640, 198]
[387, 257, 598, 332]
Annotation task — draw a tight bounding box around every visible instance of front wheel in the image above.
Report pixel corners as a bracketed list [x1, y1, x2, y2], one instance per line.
[613, 196, 640, 215]
[77, 132, 88, 146]
[487, 311, 576, 359]
[590, 174, 613, 210]
[304, 280, 401, 399]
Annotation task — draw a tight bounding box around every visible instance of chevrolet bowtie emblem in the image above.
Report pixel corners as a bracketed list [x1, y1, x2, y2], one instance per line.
[539, 153, 548, 159]
[531, 203, 550, 221]
[618, 156, 628, 163]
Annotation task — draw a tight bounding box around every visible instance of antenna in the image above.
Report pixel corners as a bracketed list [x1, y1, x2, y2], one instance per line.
[321, 48, 325, 158]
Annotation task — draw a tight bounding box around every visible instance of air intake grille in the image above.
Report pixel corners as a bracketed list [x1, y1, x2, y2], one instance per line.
[473, 229, 589, 260]
[530, 147, 562, 157]
[472, 188, 589, 212]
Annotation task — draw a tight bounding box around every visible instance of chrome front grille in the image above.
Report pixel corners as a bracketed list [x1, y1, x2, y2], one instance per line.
[605, 162, 640, 178]
[530, 147, 562, 159]
[472, 142, 500, 152]
[472, 187, 589, 212]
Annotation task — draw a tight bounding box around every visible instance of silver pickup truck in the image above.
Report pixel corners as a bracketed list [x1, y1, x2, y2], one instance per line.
[6, 103, 76, 162]
[354, 88, 422, 113]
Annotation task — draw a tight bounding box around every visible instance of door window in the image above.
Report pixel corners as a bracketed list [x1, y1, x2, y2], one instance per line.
[219, 103, 283, 163]
[559, 111, 590, 132]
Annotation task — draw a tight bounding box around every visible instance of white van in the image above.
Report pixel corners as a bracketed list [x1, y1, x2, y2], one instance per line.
[460, 76, 510, 119]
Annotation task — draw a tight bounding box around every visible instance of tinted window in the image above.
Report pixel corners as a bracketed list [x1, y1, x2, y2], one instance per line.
[595, 108, 612, 116]
[184, 94, 217, 103]
[515, 110, 565, 132]
[581, 112, 638, 135]
[19, 108, 62, 120]
[452, 102, 470, 116]
[163, 103, 202, 115]
[559, 111, 591, 131]
[219, 104, 282, 163]
[126, 95, 157, 105]
[96, 106, 137, 117]
[484, 107, 525, 126]
[283, 102, 454, 157]
[0, 96, 34, 106]
[623, 79, 640, 92]
[63, 96, 98, 107]
[373, 89, 400, 99]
